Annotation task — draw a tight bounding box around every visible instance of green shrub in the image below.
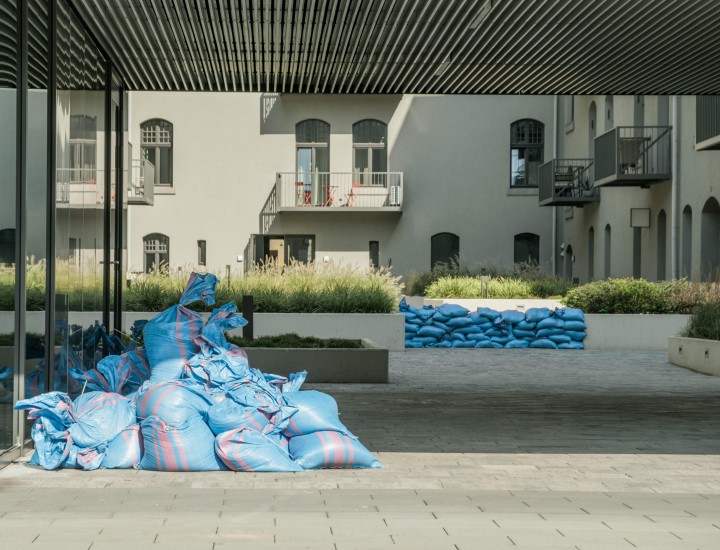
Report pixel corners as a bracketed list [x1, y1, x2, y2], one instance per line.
[424, 274, 572, 299]
[227, 333, 361, 348]
[562, 278, 676, 313]
[681, 301, 720, 340]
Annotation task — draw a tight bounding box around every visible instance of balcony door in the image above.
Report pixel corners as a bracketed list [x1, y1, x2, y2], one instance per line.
[296, 120, 329, 205]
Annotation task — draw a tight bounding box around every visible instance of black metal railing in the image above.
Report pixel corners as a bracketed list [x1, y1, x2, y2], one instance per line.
[539, 159, 597, 206]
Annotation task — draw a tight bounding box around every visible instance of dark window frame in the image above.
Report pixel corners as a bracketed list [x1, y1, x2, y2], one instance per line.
[513, 232, 540, 266]
[510, 119, 544, 188]
[143, 232, 170, 273]
[140, 118, 173, 186]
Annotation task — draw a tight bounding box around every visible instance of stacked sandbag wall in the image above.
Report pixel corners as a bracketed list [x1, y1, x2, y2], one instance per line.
[400, 299, 586, 349]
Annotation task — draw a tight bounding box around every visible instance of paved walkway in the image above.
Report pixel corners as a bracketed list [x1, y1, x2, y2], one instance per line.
[1, 350, 719, 549]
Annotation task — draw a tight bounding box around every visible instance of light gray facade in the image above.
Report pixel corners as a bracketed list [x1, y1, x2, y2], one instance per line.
[128, 93, 555, 277]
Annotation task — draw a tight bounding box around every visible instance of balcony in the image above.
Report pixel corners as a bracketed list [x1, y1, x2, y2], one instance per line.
[696, 96, 720, 150]
[56, 168, 105, 209]
[594, 126, 671, 187]
[274, 172, 403, 212]
[127, 159, 155, 206]
[538, 159, 598, 207]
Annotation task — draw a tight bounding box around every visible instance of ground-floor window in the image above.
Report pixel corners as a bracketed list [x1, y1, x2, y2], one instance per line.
[260, 235, 315, 265]
[514, 233, 539, 266]
[144, 233, 170, 273]
[431, 233, 459, 269]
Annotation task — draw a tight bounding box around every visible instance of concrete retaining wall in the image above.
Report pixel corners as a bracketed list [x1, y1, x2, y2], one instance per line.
[668, 337, 720, 376]
[406, 297, 564, 311]
[585, 314, 690, 351]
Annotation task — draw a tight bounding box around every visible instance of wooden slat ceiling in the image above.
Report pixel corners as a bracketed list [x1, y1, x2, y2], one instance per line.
[8, 0, 720, 94]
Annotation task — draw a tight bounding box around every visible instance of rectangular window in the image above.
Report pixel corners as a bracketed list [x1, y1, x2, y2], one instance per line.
[369, 241, 379, 268]
[197, 240, 206, 266]
[285, 235, 315, 263]
[564, 95, 575, 131]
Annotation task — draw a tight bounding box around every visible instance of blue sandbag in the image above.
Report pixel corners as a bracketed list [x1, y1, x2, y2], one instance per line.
[399, 297, 409, 312]
[485, 328, 508, 338]
[73, 349, 151, 396]
[516, 320, 537, 331]
[536, 328, 564, 338]
[475, 341, 494, 348]
[513, 329, 536, 339]
[564, 320, 588, 331]
[417, 325, 446, 339]
[139, 416, 227, 471]
[185, 345, 250, 389]
[226, 370, 298, 432]
[136, 380, 214, 425]
[408, 305, 435, 321]
[476, 322, 494, 331]
[452, 340, 476, 348]
[207, 398, 270, 436]
[215, 428, 302, 472]
[402, 311, 417, 321]
[144, 273, 219, 383]
[405, 323, 419, 333]
[558, 341, 585, 349]
[555, 308, 585, 321]
[411, 336, 438, 346]
[102, 424, 143, 469]
[433, 313, 450, 323]
[565, 330, 587, 341]
[505, 339, 529, 348]
[468, 312, 483, 323]
[549, 334, 572, 344]
[69, 392, 136, 449]
[433, 321, 451, 332]
[453, 325, 482, 336]
[446, 316, 473, 328]
[289, 431, 382, 469]
[435, 304, 469, 318]
[405, 317, 423, 326]
[489, 342, 504, 348]
[529, 339, 558, 349]
[500, 310, 525, 325]
[537, 316, 565, 329]
[476, 307, 501, 321]
[283, 391, 352, 437]
[525, 308, 552, 323]
[491, 335, 514, 345]
[466, 332, 490, 342]
[429, 341, 452, 348]
[405, 340, 424, 348]
[447, 333, 466, 342]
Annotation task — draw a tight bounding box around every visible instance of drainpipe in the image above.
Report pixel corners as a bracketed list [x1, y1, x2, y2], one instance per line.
[671, 95, 679, 280]
[552, 96, 559, 276]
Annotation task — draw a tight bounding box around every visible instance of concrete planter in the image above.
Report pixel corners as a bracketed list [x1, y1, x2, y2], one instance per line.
[668, 337, 720, 376]
[9, 311, 405, 352]
[584, 314, 690, 351]
[244, 339, 388, 383]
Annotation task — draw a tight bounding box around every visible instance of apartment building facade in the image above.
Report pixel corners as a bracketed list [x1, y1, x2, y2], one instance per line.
[127, 93, 555, 277]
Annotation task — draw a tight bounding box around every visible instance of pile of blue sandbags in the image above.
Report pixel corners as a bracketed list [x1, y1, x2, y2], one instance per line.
[401, 298, 586, 349]
[14, 273, 381, 472]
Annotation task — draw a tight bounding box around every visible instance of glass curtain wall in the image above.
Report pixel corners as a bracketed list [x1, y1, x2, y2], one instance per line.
[0, 0, 18, 454]
[55, 0, 108, 396]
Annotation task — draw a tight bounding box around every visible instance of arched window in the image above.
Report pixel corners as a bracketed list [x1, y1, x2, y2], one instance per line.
[431, 233, 459, 269]
[682, 205, 692, 278]
[141, 119, 173, 186]
[657, 210, 667, 280]
[510, 119, 544, 187]
[353, 119, 387, 186]
[514, 233, 540, 266]
[604, 224, 612, 278]
[701, 198, 720, 280]
[143, 233, 170, 273]
[604, 95, 614, 131]
[296, 119, 330, 200]
[588, 226, 595, 281]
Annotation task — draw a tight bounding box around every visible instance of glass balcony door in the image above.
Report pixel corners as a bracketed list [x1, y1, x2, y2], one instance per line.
[296, 146, 328, 205]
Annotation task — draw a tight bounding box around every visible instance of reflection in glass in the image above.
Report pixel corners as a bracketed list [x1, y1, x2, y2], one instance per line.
[0, 0, 17, 451]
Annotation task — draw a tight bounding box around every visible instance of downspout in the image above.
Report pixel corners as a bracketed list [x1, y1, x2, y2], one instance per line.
[671, 96, 679, 279]
[552, 96, 559, 276]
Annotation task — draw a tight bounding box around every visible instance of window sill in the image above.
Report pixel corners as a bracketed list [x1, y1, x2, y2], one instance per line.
[507, 187, 539, 196]
[565, 121, 575, 134]
[154, 186, 176, 195]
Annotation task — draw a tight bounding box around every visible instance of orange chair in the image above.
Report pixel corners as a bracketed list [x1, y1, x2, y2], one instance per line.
[295, 182, 312, 206]
[344, 182, 362, 207]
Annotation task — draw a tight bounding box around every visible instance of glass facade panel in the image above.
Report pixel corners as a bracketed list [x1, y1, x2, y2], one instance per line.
[0, 0, 18, 452]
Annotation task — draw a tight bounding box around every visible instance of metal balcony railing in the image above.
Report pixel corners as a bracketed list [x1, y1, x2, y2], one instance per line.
[55, 168, 106, 207]
[128, 159, 155, 205]
[274, 172, 403, 210]
[696, 96, 720, 150]
[538, 159, 598, 207]
[594, 126, 671, 187]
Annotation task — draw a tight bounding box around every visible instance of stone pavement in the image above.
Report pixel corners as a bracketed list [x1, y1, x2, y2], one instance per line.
[1, 350, 719, 549]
